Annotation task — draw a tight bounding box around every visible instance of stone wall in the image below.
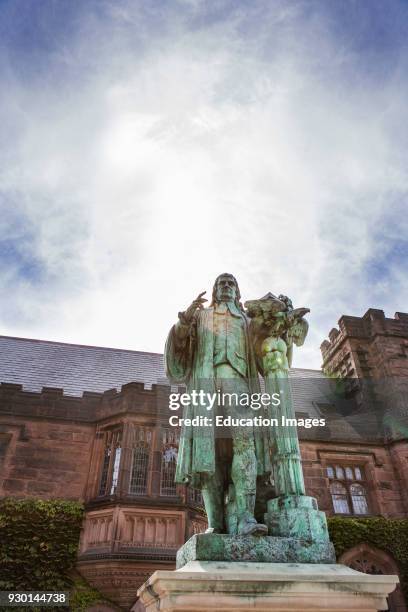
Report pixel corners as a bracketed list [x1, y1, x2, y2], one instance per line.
[0, 386, 95, 499]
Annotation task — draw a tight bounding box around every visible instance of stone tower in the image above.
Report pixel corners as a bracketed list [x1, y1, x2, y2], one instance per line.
[321, 309, 408, 379]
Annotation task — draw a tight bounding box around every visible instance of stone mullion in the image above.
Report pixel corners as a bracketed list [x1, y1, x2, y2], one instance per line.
[104, 431, 116, 495]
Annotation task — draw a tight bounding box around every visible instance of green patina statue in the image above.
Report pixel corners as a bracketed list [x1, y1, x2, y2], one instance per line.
[245, 293, 310, 499]
[165, 273, 320, 542]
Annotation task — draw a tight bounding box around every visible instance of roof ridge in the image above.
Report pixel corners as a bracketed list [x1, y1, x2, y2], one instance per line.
[0, 334, 163, 357]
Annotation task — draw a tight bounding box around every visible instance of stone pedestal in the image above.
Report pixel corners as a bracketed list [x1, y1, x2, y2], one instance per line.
[266, 495, 330, 541]
[136, 561, 399, 612]
[176, 533, 335, 568]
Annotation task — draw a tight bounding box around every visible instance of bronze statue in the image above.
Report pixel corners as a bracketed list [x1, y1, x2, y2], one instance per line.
[165, 273, 309, 536]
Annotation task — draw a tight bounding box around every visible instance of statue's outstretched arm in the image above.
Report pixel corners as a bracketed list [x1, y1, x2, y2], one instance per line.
[173, 291, 207, 345]
[165, 292, 207, 383]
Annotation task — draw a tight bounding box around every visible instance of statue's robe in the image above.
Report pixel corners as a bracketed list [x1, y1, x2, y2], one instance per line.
[165, 306, 272, 486]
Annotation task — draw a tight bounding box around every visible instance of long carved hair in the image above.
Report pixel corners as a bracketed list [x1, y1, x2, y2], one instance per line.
[210, 273, 245, 311]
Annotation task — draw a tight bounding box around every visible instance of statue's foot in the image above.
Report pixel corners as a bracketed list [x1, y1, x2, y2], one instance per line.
[237, 517, 268, 536]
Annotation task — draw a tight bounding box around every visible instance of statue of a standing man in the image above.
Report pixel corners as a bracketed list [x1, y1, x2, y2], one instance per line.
[165, 273, 271, 536]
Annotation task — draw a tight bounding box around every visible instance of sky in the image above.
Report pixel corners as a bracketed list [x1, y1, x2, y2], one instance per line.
[0, 0, 407, 369]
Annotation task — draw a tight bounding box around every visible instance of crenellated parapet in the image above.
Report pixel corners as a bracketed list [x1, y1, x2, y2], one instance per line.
[321, 309, 408, 378]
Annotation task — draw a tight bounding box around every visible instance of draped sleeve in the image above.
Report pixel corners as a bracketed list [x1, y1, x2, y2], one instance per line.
[164, 319, 196, 384]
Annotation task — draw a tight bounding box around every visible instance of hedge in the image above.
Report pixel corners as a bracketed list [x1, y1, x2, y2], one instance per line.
[0, 498, 84, 591]
[0, 498, 108, 610]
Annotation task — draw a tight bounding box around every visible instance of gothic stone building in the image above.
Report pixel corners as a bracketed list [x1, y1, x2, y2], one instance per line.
[0, 308, 407, 611]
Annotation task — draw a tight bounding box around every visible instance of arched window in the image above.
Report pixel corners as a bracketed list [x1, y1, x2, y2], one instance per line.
[129, 428, 152, 496]
[350, 483, 369, 515]
[326, 464, 370, 516]
[339, 544, 406, 612]
[330, 482, 350, 514]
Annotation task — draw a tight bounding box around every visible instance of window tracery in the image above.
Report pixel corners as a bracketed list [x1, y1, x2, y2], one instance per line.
[129, 427, 152, 496]
[326, 465, 369, 515]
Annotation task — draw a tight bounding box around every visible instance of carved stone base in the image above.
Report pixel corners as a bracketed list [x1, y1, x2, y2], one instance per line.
[176, 533, 335, 568]
[77, 557, 174, 610]
[266, 495, 331, 543]
[136, 561, 399, 611]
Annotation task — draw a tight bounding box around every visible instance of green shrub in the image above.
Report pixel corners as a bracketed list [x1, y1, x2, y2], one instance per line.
[0, 498, 83, 590]
[69, 574, 106, 611]
[328, 516, 408, 601]
[0, 498, 116, 611]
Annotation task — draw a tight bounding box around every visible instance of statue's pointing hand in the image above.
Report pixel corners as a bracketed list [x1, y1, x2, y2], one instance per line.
[183, 291, 207, 323]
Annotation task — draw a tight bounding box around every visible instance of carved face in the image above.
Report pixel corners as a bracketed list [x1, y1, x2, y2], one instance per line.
[215, 275, 237, 303]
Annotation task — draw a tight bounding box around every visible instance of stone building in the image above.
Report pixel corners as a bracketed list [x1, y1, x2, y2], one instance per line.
[0, 308, 407, 611]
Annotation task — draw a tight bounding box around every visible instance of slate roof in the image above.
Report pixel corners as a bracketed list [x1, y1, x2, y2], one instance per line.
[0, 335, 166, 396]
[0, 334, 326, 395]
[0, 334, 368, 440]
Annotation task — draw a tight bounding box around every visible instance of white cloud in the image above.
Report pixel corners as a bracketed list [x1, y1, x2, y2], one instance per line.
[0, 1, 407, 369]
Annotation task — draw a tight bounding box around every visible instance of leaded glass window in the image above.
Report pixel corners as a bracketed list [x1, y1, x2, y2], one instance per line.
[326, 464, 369, 516]
[160, 428, 179, 496]
[110, 447, 121, 494]
[129, 446, 149, 494]
[99, 447, 111, 496]
[330, 482, 350, 514]
[98, 429, 122, 496]
[335, 465, 345, 479]
[129, 427, 152, 496]
[345, 467, 354, 480]
[350, 483, 369, 515]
